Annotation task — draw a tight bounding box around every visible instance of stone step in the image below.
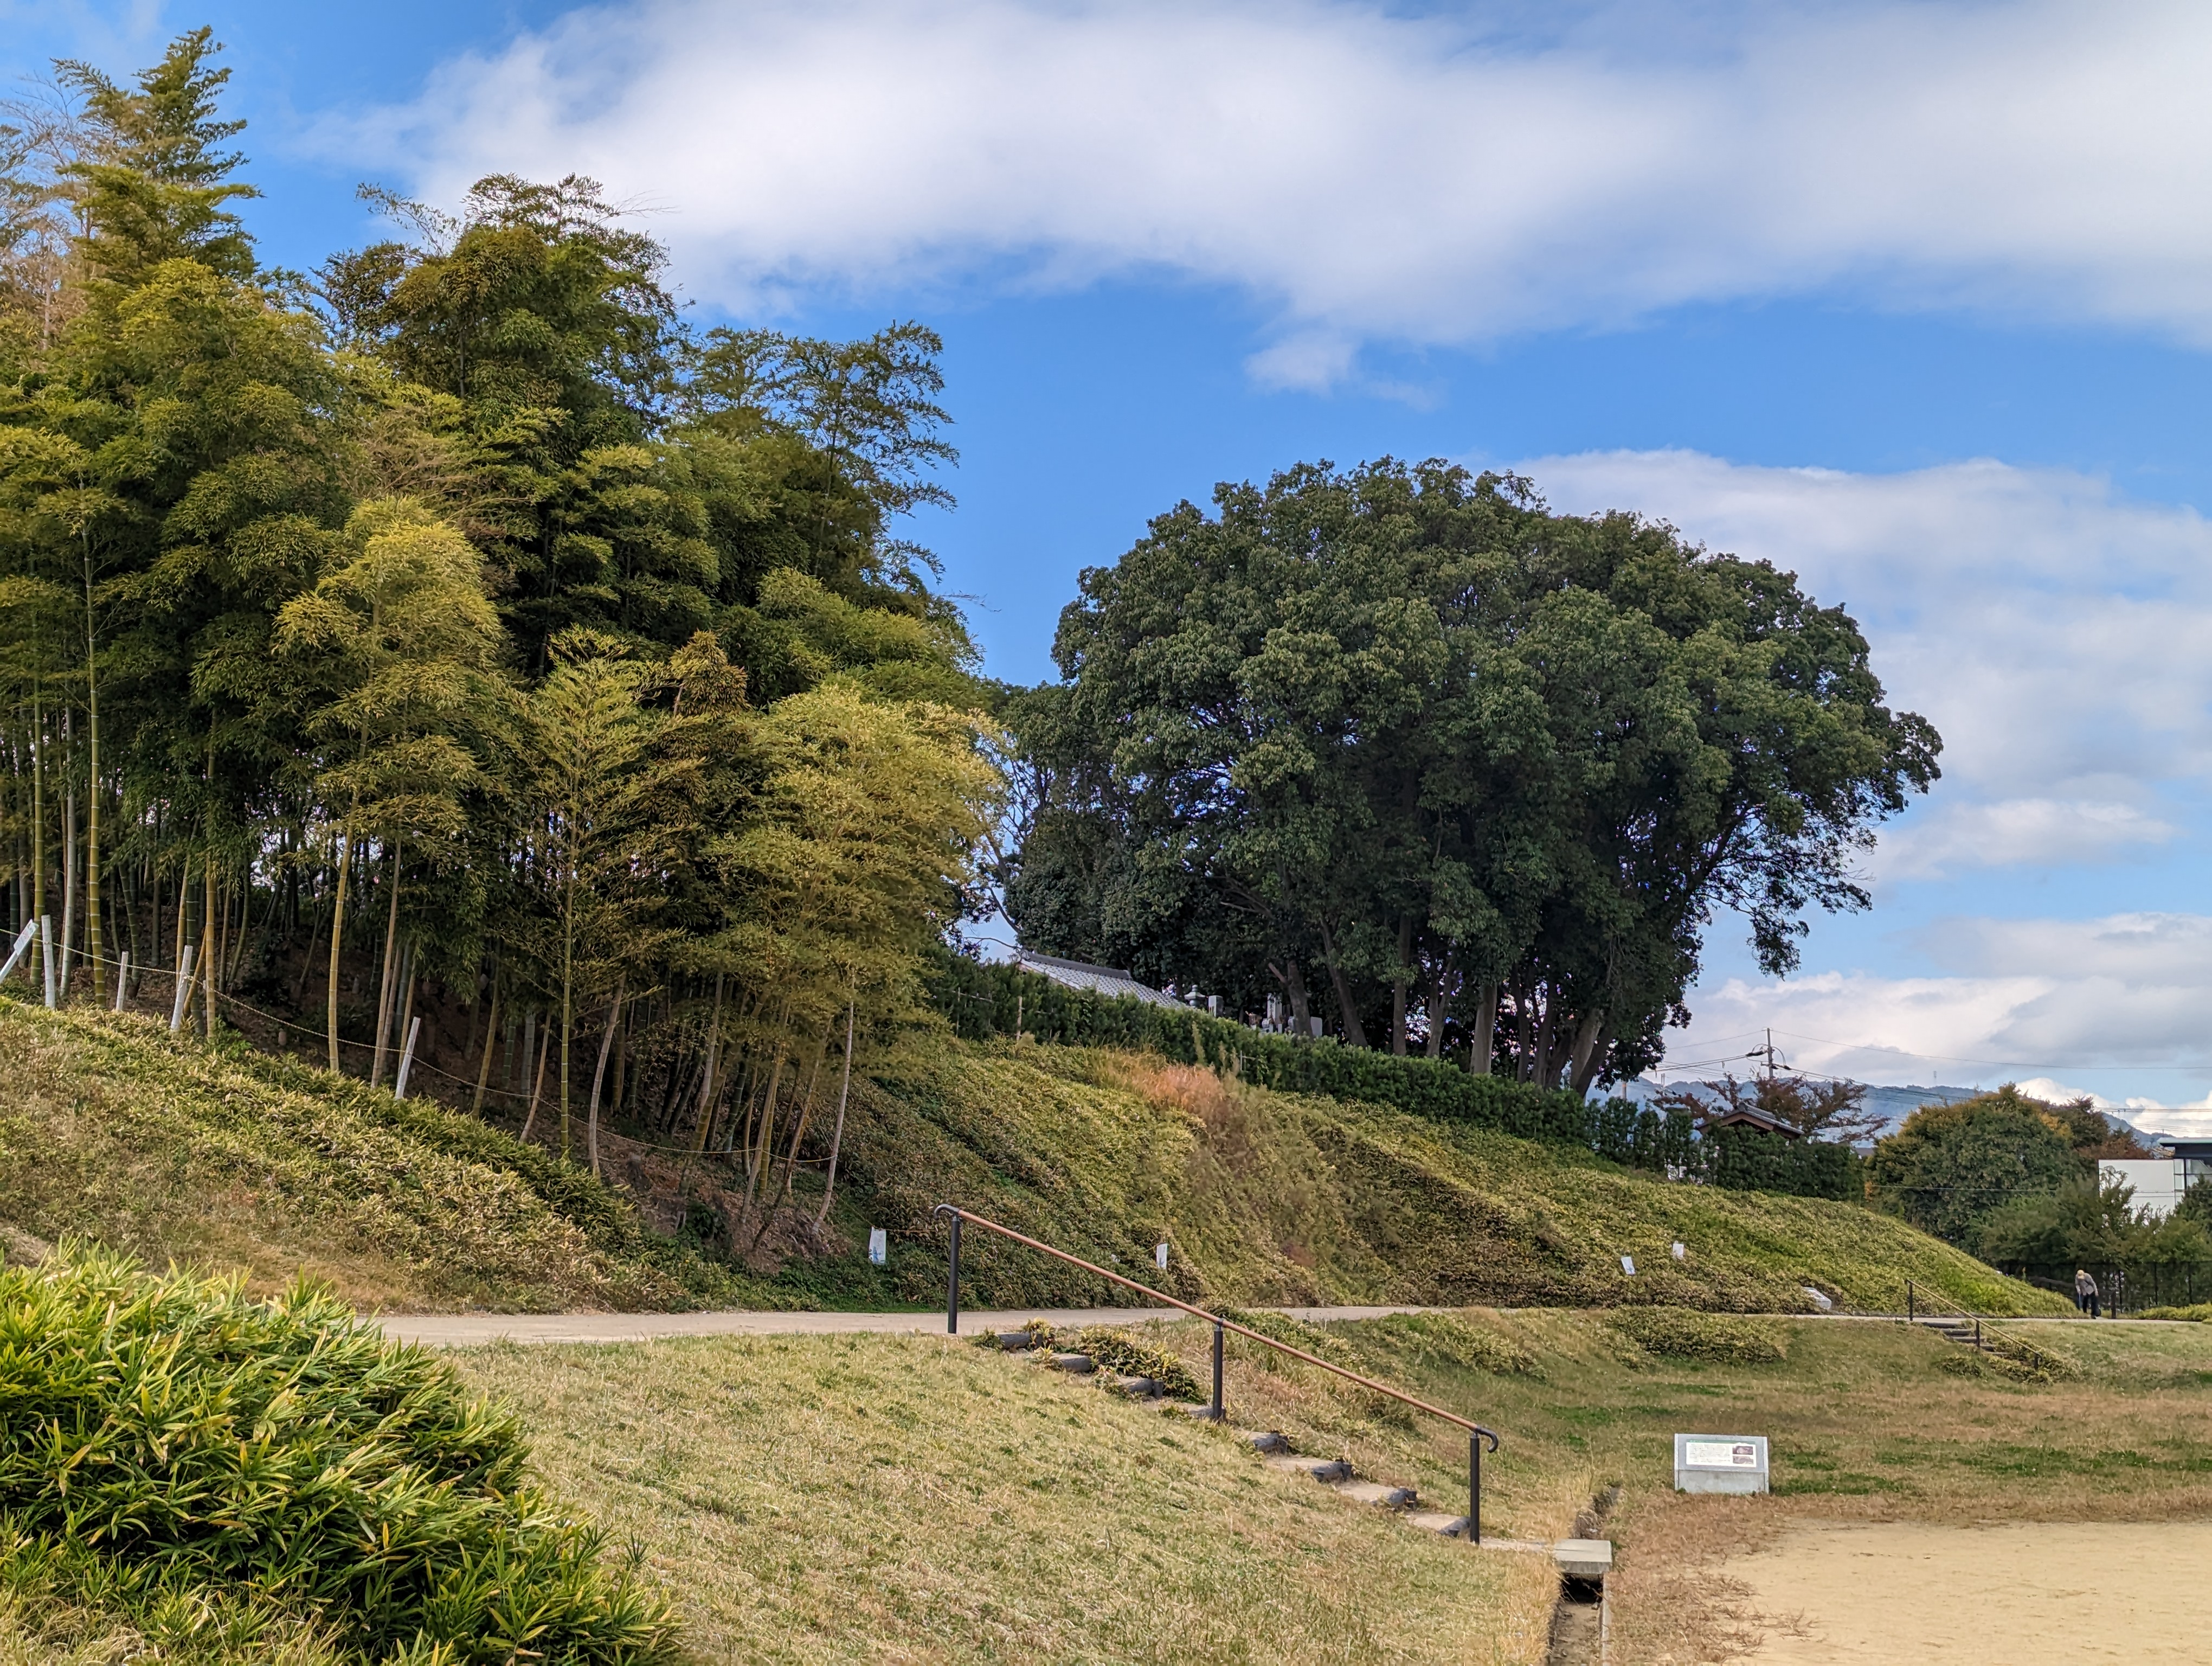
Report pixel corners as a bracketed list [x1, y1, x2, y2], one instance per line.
[992, 1330, 1038, 1350]
[1406, 1510, 1471, 1537]
[1553, 1538, 1615, 1579]
[1265, 1453, 1353, 1483]
[1048, 1352, 1097, 1374]
[1243, 1430, 1289, 1453]
[1109, 1373, 1163, 1399]
[1334, 1479, 1417, 1510]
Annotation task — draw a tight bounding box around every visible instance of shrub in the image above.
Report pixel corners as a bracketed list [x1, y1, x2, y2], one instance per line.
[0, 1247, 678, 1663]
[1606, 1306, 1787, 1365]
[1065, 1328, 1204, 1401]
[1360, 1312, 1536, 1376]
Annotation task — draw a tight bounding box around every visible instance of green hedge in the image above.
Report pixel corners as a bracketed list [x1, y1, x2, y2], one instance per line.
[929, 952, 1862, 1202]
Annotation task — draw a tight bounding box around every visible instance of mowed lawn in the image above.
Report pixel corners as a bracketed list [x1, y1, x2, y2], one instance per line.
[458, 1312, 2212, 1665]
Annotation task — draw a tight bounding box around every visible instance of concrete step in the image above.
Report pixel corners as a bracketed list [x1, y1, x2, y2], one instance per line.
[1108, 1373, 1163, 1399]
[1334, 1479, 1417, 1510]
[1406, 1510, 1471, 1537]
[1047, 1352, 1096, 1374]
[991, 1330, 1038, 1350]
[1243, 1430, 1289, 1453]
[1265, 1453, 1353, 1483]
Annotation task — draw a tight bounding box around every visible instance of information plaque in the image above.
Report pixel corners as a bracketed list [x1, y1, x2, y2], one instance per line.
[1673, 1432, 1770, 1495]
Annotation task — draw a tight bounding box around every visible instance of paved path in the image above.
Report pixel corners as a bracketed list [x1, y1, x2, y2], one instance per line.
[374, 1304, 1438, 1348]
[372, 1304, 2175, 1348]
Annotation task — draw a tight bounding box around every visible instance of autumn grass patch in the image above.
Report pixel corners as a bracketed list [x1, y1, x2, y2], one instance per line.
[0, 999, 760, 1312]
[454, 1331, 1556, 1665]
[826, 1041, 2066, 1317]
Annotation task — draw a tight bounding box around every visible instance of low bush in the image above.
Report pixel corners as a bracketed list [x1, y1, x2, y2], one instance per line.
[0, 1247, 679, 1664]
[1606, 1306, 1787, 1365]
[1064, 1327, 1204, 1401]
[2138, 1303, 2212, 1323]
[1361, 1312, 1537, 1377]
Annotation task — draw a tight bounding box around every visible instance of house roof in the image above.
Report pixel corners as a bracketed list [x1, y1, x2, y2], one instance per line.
[1704, 1106, 1804, 1140]
[1012, 951, 1194, 1011]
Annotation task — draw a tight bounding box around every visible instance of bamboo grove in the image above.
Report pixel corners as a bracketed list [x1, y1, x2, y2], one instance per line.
[0, 32, 1002, 1224]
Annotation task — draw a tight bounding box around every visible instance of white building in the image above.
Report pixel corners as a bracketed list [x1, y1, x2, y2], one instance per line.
[2100, 1138, 2212, 1220]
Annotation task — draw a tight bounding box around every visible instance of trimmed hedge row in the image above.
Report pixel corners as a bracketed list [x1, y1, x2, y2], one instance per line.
[928, 952, 1864, 1202]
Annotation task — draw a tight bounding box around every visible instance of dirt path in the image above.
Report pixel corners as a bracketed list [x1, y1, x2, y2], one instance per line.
[372, 1303, 1436, 1347]
[1727, 1520, 2212, 1663]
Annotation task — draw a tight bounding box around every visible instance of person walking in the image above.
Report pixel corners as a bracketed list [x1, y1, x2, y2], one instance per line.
[2075, 1267, 2100, 1318]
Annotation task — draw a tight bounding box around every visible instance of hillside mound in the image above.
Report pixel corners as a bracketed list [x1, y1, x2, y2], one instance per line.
[0, 1000, 761, 1312]
[806, 1042, 2061, 1316]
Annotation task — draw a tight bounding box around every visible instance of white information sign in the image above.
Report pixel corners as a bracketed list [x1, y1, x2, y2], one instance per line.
[1155, 1242, 1170, 1271]
[867, 1228, 888, 1266]
[1674, 1433, 1770, 1495]
[1685, 1441, 1760, 1469]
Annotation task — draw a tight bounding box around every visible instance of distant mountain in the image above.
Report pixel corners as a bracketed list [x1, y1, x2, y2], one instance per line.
[1613, 1078, 2148, 1146]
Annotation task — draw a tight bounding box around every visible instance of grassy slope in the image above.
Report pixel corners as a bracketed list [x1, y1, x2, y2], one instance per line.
[0, 999, 766, 1312]
[0, 998, 2055, 1322]
[457, 1331, 1557, 1665]
[453, 1310, 2212, 1664]
[808, 1043, 2064, 1317]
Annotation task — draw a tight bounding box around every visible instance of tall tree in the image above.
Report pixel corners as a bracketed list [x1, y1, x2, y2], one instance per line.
[1009, 460, 1940, 1085]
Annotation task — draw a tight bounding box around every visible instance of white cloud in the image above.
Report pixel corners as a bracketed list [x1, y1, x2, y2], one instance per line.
[1523, 450, 2212, 874]
[1876, 800, 2176, 882]
[347, 1, 2212, 358]
[1675, 913, 2212, 1098]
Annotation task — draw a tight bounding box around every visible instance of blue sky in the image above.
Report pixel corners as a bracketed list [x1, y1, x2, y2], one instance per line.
[17, 0, 2212, 1120]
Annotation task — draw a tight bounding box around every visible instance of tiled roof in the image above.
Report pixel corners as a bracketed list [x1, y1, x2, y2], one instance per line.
[1012, 951, 1194, 1011]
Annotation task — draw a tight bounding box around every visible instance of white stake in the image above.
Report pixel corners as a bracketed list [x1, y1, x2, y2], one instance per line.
[169, 944, 196, 1033]
[394, 1015, 422, 1100]
[40, 916, 55, 1009]
[114, 951, 130, 1011]
[0, 919, 35, 985]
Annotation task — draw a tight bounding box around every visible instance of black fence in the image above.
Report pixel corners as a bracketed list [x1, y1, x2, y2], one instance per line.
[928, 952, 1863, 1202]
[2017, 1264, 2209, 1315]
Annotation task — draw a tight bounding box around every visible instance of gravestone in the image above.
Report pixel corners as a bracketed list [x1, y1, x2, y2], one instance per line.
[1674, 1433, 1770, 1494]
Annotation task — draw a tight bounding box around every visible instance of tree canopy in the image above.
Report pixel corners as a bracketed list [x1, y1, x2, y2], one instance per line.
[1004, 460, 1939, 1088]
[0, 30, 994, 1234]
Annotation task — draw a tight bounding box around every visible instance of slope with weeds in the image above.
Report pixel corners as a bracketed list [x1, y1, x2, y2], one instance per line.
[0, 1000, 761, 1312]
[816, 1042, 2063, 1316]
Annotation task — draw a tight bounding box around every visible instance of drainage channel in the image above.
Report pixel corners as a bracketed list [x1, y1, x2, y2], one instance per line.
[1544, 1485, 1621, 1666]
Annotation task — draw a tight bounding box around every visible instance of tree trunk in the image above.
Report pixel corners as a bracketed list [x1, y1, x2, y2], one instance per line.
[325, 832, 352, 1071]
[742, 1042, 788, 1210]
[59, 779, 75, 998]
[1470, 980, 1498, 1075]
[1389, 915, 1413, 1056]
[587, 982, 624, 1177]
[1317, 917, 1368, 1048]
[83, 563, 102, 1006]
[1514, 980, 1534, 1082]
[690, 973, 727, 1152]
[519, 1024, 552, 1142]
[1570, 1012, 1611, 1098]
[201, 857, 217, 1037]
[1284, 956, 1311, 1031]
[815, 1001, 857, 1228]
[472, 964, 503, 1114]
[371, 842, 403, 1085]
[1425, 958, 1451, 1059]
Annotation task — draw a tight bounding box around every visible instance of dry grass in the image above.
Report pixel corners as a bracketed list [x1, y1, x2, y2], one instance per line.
[445, 1313, 2212, 1663]
[0, 999, 751, 1312]
[835, 1045, 2065, 1316]
[454, 1331, 1559, 1665]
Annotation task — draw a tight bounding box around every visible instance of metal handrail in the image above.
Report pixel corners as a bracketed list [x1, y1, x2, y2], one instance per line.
[1902, 1279, 2063, 1372]
[931, 1203, 1501, 1543]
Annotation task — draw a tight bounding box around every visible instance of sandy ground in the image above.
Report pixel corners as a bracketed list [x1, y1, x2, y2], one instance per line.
[1727, 1520, 2212, 1664]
